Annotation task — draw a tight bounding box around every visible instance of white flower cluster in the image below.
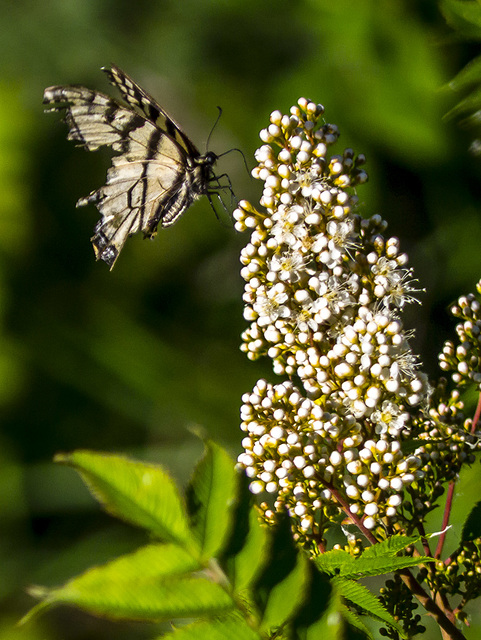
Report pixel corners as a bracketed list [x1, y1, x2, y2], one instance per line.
[238, 378, 423, 534]
[235, 99, 431, 538]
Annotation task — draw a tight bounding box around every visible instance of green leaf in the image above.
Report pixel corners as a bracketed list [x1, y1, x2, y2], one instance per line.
[84, 541, 201, 576]
[361, 535, 419, 558]
[260, 550, 310, 633]
[253, 513, 302, 615]
[19, 598, 51, 626]
[314, 549, 432, 579]
[332, 577, 405, 637]
[220, 474, 270, 592]
[55, 450, 193, 547]
[244, 513, 312, 632]
[28, 544, 233, 622]
[230, 507, 270, 592]
[186, 441, 238, 560]
[159, 613, 262, 640]
[462, 500, 481, 541]
[292, 564, 332, 637]
[313, 549, 354, 575]
[303, 585, 344, 640]
[339, 555, 433, 578]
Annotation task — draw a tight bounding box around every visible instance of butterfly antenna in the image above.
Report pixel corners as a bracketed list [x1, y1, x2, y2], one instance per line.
[206, 106, 223, 152]
[207, 107, 251, 180]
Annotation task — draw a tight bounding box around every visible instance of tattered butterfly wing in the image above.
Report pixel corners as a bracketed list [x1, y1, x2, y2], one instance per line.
[43, 66, 217, 269]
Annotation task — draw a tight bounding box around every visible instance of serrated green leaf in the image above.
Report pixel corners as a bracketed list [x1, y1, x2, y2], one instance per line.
[220, 474, 270, 592]
[186, 441, 238, 559]
[336, 555, 433, 579]
[314, 549, 432, 579]
[30, 545, 233, 621]
[361, 535, 419, 558]
[333, 577, 405, 637]
[70, 542, 201, 580]
[313, 549, 354, 575]
[159, 613, 262, 640]
[260, 551, 310, 633]
[55, 450, 193, 547]
[462, 500, 481, 541]
[340, 556, 434, 578]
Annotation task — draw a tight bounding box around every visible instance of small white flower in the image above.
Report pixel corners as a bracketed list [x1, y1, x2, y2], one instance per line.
[326, 219, 357, 255]
[371, 400, 408, 437]
[268, 250, 306, 283]
[270, 204, 308, 247]
[253, 284, 291, 326]
[310, 274, 356, 318]
[372, 258, 422, 308]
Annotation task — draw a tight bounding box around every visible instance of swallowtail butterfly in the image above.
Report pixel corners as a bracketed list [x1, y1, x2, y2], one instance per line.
[43, 65, 222, 268]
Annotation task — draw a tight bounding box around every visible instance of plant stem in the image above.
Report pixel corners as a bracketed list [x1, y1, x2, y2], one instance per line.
[397, 569, 466, 640]
[434, 390, 481, 561]
[435, 481, 455, 559]
[471, 391, 481, 433]
[415, 520, 433, 558]
[320, 479, 377, 544]
[320, 477, 465, 639]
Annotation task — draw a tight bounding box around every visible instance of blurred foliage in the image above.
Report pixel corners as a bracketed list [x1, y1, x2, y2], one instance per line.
[1, 0, 481, 638]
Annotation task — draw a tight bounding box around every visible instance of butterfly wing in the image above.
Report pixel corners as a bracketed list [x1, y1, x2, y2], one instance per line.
[103, 64, 201, 160]
[43, 67, 210, 269]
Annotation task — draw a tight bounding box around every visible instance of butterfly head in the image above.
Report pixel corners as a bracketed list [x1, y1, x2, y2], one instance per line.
[201, 150, 218, 166]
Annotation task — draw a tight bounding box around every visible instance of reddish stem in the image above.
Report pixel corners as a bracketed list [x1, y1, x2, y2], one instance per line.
[320, 479, 378, 544]
[434, 390, 481, 560]
[318, 477, 464, 638]
[397, 569, 466, 640]
[435, 481, 456, 559]
[415, 520, 433, 558]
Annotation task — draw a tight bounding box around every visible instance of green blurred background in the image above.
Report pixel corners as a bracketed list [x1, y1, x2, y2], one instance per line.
[1, 0, 481, 638]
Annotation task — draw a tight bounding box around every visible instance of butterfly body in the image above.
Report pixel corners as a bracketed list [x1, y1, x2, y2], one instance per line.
[43, 65, 219, 268]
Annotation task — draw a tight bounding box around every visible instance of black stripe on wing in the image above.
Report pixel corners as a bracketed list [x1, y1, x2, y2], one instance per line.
[44, 86, 147, 153]
[103, 64, 201, 159]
